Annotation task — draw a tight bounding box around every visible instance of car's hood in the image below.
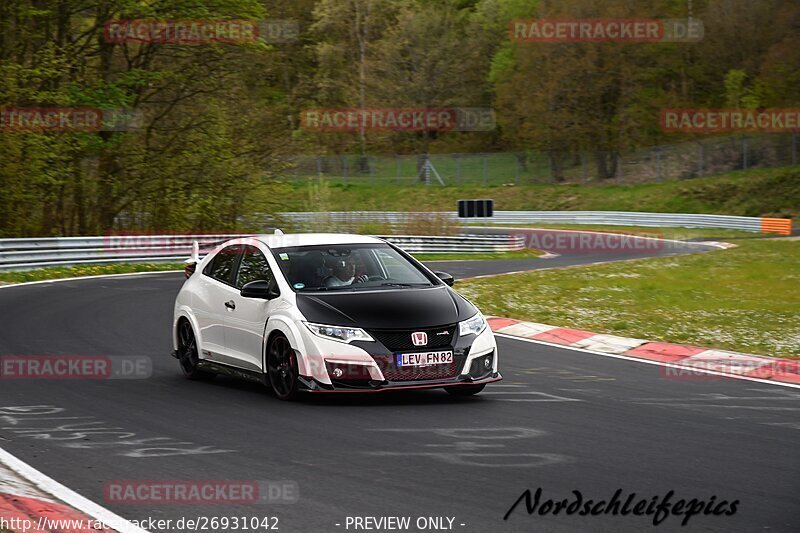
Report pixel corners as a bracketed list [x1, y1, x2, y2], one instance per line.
[295, 286, 477, 329]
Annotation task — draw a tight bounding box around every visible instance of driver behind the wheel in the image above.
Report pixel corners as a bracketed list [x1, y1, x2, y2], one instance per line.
[324, 255, 368, 288]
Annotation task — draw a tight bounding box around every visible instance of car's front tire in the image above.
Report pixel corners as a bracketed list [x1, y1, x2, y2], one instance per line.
[266, 333, 300, 401]
[177, 319, 215, 381]
[445, 384, 486, 397]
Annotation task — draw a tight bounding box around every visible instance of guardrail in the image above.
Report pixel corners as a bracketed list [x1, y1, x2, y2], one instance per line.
[280, 211, 793, 235]
[381, 234, 522, 254]
[0, 233, 523, 271]
[0, 234, 248, 271]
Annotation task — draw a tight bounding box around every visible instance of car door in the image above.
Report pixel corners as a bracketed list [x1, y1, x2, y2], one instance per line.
[194, 244, 244, 366]
[225, 244, 279, 372]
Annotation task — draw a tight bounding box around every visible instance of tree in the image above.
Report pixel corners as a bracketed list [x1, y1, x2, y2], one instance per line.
[311, 0, 407, 164]
[0, 0, 294, 236]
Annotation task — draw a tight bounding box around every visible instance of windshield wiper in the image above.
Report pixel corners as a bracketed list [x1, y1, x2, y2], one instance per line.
[379, 282, 428, 288]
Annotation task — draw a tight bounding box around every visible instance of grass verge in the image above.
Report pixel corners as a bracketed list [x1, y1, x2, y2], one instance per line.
[0, 263, 184, 284]
[279, 166, 800, 218]
[457, 239, 800, 358]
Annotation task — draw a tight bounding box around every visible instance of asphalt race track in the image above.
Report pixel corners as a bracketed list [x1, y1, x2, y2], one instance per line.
[0, 238, 797, 532]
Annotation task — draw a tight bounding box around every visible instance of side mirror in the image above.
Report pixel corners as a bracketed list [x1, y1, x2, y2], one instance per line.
[434, 271, 454, 287]
[241, 280, 280, 300]
[184, 261, 197, 279]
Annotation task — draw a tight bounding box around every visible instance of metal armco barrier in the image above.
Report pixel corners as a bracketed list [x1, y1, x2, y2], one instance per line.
[0, 233, 523, 271]
[0, 234, 249, 272]
[760, 218, 793, 235]
[380, 234, 523, 254]
[280, 211, 793, 235]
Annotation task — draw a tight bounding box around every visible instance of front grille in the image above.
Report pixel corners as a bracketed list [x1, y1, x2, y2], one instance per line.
[369, 325, 456, 352]
[371, 354, 459, 381]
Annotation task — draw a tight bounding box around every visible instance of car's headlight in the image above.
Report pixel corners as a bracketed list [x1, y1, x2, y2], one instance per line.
[459, 313, 487, 337]
[304, 322, 374, 343]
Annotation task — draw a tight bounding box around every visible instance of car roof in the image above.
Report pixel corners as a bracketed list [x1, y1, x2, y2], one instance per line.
[253, 233, 385, 249]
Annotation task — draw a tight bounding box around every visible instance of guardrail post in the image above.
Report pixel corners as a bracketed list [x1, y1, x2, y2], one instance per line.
[482, 155, 488, 186]
[792, 132, 798, 166]
[456, 155, 461, 184]
[315, 156, 322, 178]
[514, 155, 519, 184]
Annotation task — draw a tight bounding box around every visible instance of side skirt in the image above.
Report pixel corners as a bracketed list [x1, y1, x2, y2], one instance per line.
[196, 359, 266, 385]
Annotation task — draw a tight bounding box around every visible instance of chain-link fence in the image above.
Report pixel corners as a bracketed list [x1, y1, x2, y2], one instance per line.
[283, 133, 798, 185]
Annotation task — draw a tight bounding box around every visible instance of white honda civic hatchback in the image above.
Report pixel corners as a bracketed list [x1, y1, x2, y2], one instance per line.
[172, 233, 500, 400]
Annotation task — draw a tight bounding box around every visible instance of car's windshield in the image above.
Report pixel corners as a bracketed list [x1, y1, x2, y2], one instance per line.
[271, 243, 434, 291]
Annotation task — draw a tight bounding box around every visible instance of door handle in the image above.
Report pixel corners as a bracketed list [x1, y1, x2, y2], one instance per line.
[224, 300, 236, 310]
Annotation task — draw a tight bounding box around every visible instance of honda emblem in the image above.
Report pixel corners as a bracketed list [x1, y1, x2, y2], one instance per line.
[411, 332, 428, 346]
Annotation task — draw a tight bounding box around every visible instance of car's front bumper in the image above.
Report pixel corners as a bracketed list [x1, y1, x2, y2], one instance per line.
[298, 322, 499, 386]
[297, 371, 502, 393]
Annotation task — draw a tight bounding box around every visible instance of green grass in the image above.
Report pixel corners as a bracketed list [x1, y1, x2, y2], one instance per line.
[457, 239, 800, 358]
[0, 263, 183, 284]
[277, 165, 800, 219]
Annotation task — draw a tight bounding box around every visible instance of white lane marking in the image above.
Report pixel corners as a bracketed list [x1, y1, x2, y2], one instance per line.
[494, 333, 800, 390]
[424, 442, 504, 450]
[761, 422, 800, 429]
[482, 392, 582, 402]
[0, 447, 150, 533]
[363, 451, 568, 468]
[747, 388, 800, 396]
[0, 270, 179, 290]
[635, 395, 800, 401]
[634, 390, 800, 402]
[637, 403, 800, 411]
[495, 399, 581, 403]
[1, 406, 233, 457]
[368, 427, 546, 439]
[363, 427, 572, 467]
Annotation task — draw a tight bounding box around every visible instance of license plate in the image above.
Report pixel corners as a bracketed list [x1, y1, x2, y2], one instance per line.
[396, 351, 453, 367]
